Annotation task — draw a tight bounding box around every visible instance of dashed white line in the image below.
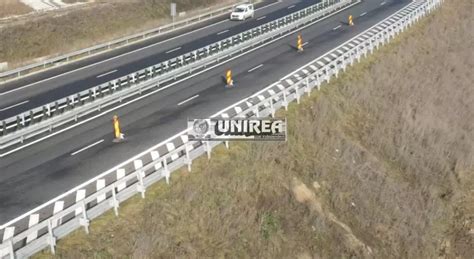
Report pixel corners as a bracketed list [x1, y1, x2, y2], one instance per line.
[96, 69, 118, 78]
[380, 1, 386, 6]
[0, 100, 30, 112]
[360, 12, 367, 17]
[70, 139, 104, 156]
[166, 47, 182, 54]
[217, 29, 230, 35]
[333, 25, 342, 30]
[177, 94, 199, 106]
[248, 64, 264, 73]
[288, 5, 295, 9]
[257, 16, 266, 21]
[302, 42, 309, 46]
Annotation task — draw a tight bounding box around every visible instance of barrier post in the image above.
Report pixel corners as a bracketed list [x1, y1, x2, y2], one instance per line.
[226, 69, 234, 87]
[112, 115, 125, 142]
[297, 34, 304, 52]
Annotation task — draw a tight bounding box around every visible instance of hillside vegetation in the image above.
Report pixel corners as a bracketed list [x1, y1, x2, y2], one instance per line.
[36, 0, 473, 258]
[0, 0, 32, 18]
[0, 0, 240, 68]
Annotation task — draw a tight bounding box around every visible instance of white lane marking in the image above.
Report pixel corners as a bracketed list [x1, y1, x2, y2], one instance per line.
[177, 94, 199, 106]
[248, 64, 264, 73]
[166, 47, 182, 54]
[360, 12, 367, 17]
[70, 139, 104, 156]
[380, 1, 386, 6]
[0, 2, 282, 96]
[257, 15, 266, 21]
[302, 42, 309, 46]
[0, 100, 30, 112]
[333, 25, 342, 30]
[258, 1, 281, 10]
[288, 5, 295, 9]
[96, 70, 118, 78]
[217, 29, 229, 35]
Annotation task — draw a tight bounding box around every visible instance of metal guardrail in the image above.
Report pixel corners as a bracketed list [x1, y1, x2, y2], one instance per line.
[0, 1, 249, 83]
[0, 0, 443, 257]
[0, 0, 357, 155]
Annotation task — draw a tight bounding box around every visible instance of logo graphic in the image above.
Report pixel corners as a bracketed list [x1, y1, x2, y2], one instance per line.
[192, 119, 210, 137]
[188, 117, 287, 141]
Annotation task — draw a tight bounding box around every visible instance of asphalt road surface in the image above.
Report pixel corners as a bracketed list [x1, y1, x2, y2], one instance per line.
[0, 0, 409, 224]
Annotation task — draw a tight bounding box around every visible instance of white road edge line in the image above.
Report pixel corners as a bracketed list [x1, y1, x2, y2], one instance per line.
[96, 70, 118, 78]
[288, 5, 296, 9]
[248, 64, 264, 73]
[0, 0, 361, 227]
[177, 94, 199, 106]
[257, 15, 266, 21]
[217, 29, 229, 35]
[70, 139, 104, 156]
[0, 2, 281, 96]
[0, 100, 30, 112]
[166, 47, 182, 54]
[360, 12, 367, 17]
[333, 25, 342, 30]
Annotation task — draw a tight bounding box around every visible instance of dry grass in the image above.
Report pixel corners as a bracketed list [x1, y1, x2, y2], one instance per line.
[0, 0, 32, 18]
[34, 0, 473, 258]
[0, 0, 241, 67]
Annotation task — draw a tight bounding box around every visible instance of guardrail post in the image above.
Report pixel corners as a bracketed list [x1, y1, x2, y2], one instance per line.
[135, 161, 146, 199]
[1, 120, 6, 136]
[254, 107, 260, 117]
[14, 117, 20, 132]
[305, 77, 311, 96]
[270, 99, 275, 117]
[316, 72, 321, 91]
[163, 160, 171, 184]
[283, 90, 288, 111]
[47, 219, 56, 255]
[204, 141, 212, 160]
[79, 201, 90, 234]
[184, 143, 192, 172]
[7, 239, 15, 259]
[295, 86, 301, 104]
[42, 106, 48, 121]
[88, 90, 94, 102]
[110, 184, 120, 216]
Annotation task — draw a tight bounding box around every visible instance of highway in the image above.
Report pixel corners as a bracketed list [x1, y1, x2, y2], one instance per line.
[0, 0, 409, 224]
[0, 0, 296, 120]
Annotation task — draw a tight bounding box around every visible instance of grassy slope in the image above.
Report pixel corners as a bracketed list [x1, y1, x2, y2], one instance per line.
[0, 0, 32, 18]
[35, 0, 473, 258]
[0, 0, 239, 67]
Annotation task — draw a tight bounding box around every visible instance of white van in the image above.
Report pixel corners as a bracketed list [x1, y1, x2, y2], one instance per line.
[230, 4, 255, 21]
